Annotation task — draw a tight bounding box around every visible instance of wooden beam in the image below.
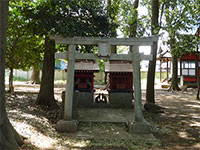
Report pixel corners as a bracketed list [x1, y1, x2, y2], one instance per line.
[160, 59, 162, 82]
[167, 58, 169, 83]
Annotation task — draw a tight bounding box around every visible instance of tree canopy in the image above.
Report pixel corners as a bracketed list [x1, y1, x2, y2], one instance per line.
[21, 0, 115, 37]
[162, 0, 200, 56]
[6, 1, 43, 71]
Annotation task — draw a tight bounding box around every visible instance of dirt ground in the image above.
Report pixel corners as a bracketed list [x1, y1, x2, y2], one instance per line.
[5, 83, 200, 150]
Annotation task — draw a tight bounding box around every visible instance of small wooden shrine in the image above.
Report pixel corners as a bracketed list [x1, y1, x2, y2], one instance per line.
[180, 52, 200, 86]
[105, 61, 133, 107]
[73, 60, 99, 107]
[74, 60, 98, 91]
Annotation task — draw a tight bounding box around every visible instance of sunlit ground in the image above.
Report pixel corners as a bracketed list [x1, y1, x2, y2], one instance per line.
[5, 83, 200, 150]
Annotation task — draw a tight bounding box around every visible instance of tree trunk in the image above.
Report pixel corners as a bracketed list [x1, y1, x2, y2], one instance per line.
[8, 67, 14, 94]
[130, 0, 139, 38]
[8, 44, 15, 94]
[107, 0, 117, 84]
[107, 0, 117, 54]
[196, 27, 200, 99]
[165, 1, 180, 91]
[31, 66, 40, 84]
[0, 1, 24, 149]
[146, 0, 159, 104]
[170, 54, 181, 91]
[169, 38, 181, 91]
[36, 37, 58, 109]
[129, 0, 139, 55]
[196, 47, 200, 100]
[146, 42, 158, 103]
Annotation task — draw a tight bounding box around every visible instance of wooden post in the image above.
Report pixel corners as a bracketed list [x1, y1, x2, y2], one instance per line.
[167, 58, 169, 83]
[64, 44, 75, 120]
[160, 59, 162, 82]
[180, 59, 182, 76]
[132, 45, 144, 122]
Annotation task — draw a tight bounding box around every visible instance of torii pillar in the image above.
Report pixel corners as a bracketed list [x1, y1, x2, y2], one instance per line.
[127, 45, 151, 134]
[56, 45, 78, 132]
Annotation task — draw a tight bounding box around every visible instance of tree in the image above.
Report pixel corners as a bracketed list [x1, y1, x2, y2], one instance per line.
[195, 27, 200, 100]
[107, 0, 120, 37]
[35, 36, 58, 108]
[118, 0, 160, 107]
[30, 66, 41, 84]
[141, 0, 200, 93]
[107, 0, 120, 53]
[130, 0, 140, 37]
[162, 0, 199, 91]
[6, 1, 43, 94]
[195, 46, 200, 100]
[146, 0, 159, 104]
[119, 0, 145, 38]
[21, 0, 114, 108]
[165, 1, 180, 91]
[0, 1, 24, 149]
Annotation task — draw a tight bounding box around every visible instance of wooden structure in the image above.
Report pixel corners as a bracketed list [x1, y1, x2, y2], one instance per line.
[105, 61, 133, 91]
[51, 36, 159, 133]
[157, 50, 172, 83]
[105, 61, 133, 107]
[72, 61, 99, 107]
[73, 61, 98, 92]
[180, 26, 200, 87]
[180, 52, 200, 86]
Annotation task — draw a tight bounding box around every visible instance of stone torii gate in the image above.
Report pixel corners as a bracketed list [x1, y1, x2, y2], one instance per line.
[50, 35, 159, 134]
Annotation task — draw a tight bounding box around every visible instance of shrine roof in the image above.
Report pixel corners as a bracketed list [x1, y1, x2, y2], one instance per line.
[105, 61, 133, 72]
[74, 61, 99, 71]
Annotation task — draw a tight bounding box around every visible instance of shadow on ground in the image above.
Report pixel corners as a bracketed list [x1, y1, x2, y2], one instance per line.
[5, 85, 200, 150]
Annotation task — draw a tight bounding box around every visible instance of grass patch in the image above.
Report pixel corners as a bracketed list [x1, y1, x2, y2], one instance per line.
[13, 76, 28, 81]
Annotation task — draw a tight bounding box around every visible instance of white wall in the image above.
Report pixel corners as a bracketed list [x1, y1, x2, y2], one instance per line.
[5, 69, 67, 81]
[54, 70, 67, 80]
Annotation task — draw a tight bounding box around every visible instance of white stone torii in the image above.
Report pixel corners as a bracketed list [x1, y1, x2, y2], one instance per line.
[50, 35, 159, 133]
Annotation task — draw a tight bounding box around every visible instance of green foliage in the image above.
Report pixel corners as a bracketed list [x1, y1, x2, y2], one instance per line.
[13, 76, 28, 81]
[136, 0, 200, 57]
[163, 0, 198, 32]
[174, 34, 198, 57]
[21, 0, 115, 38]
[56, 44, 67, 53]
[119, 0, 150, 37]
[6, 0, 118, 74]
[107, 0, 120, 37]
[161, 0, 200, 56]
[96, 59, 106, 73]
[6, 1, 43, 71]
[78, 45, 98, 53]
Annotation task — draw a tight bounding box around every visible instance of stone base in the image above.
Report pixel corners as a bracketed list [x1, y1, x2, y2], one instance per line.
[73, 91, 94, 108]
[109, 91, 133, 107]
[62, 91, 94, 108]
[56, 120, 78, 133]
[128, 121, 151, 134]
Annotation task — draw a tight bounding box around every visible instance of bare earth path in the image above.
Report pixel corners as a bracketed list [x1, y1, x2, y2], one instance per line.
[5, 83, 200, 150]
[144, 89, 200, 150]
